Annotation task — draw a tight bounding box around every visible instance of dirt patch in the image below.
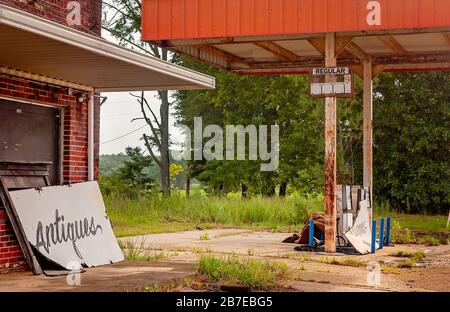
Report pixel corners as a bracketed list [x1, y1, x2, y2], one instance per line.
[410, 230, 449, 241]
[392, 265, 450, 292]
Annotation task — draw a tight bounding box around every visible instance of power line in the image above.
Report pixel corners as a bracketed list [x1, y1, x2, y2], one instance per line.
[101, 124, 147, 145]
[102, 112, 141, 118]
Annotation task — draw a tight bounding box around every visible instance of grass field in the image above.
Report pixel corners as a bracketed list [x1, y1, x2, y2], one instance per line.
[375, 212, 448, 232]
[106, 193, 322, 237]
[106, 192, 448, 240]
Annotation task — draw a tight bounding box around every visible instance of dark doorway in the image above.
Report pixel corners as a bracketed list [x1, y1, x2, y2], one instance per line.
[0, 99, 60, 185]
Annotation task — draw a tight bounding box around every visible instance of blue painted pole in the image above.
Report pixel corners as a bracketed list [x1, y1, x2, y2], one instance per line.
[386, 217, 391, 246]
[379, 218, 385, 249]
[309, 220, 315, 247]
[371, 220, 377, 254]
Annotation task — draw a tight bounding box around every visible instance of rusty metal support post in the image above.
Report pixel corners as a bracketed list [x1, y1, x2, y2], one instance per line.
[324, 33, 337, 253]
[363, 59, 373, 221]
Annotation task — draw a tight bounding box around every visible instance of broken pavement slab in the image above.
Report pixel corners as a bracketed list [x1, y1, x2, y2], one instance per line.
[0, 261, 197, 292]
[0, 230, 448, 292]
[119, 229, 296, 256]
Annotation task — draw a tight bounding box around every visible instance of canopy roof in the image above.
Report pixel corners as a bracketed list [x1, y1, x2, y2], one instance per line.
[142, 0, 450, 75]
[0, 4, 215, 92]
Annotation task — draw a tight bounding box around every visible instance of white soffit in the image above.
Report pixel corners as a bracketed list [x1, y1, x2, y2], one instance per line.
[215, 43, 278, 59]
[0, 4, 215, 92]
[352, 37, 393, 54]
[274, 40, 322, 56]
[392, 33, 450, 52]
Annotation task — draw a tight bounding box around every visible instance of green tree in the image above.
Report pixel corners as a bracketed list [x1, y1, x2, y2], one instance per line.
[100, 153, 129, 176]
[175, 57, 450, 214]
[100, 147, 154, 198]
[373, 72, 450, 214]
[336, 79, 365, 186]
[102, 0, 172, 197]
[174, 58, 325, 197]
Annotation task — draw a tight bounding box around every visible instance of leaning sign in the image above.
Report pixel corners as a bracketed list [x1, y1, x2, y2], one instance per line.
[9, 182, 124, 270]
[309, 67, 354, 98]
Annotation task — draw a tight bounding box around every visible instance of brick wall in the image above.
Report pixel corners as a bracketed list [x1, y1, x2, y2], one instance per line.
[0, 210, 25, 273]
[0, 76, 101, 273]
[0, 0, 102, 273]
[0, 0, 102, 35]
[63, 93, 101, 183]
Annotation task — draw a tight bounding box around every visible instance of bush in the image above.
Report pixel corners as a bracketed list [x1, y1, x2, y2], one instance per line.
[99, 147, 155, 199]
[198, 256, 289, 290]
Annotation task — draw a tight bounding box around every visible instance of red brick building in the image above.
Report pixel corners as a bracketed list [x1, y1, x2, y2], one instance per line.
[0, 1, 214, 273]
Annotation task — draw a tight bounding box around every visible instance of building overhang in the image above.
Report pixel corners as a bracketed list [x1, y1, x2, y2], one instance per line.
[141, 0, 450, 76]
[0, 4, 215, 92]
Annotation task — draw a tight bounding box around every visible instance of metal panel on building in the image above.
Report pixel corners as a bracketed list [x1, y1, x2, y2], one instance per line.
[142, 0, 450, 75]
[142, 0, 450, 41]
[0, 100, 60, 185]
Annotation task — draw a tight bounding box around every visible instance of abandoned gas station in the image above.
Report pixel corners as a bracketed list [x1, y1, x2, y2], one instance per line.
[0, 0, 448, 278]
[141, 0, 450, 253]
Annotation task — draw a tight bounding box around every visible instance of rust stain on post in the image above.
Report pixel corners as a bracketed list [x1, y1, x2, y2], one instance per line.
[324, 33, 337, 253]
[363, 59, 373, 221]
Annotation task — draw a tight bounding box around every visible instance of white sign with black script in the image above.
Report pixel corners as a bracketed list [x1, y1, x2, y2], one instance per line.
[9, 182, 124, 269]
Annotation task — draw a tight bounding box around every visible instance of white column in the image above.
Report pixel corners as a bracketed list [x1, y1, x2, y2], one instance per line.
[88, 92, 95, 181]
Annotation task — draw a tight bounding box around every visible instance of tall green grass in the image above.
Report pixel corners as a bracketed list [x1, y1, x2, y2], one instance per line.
[106, 193, 323, 237]
[198, 256, 289, 290]
[374, 201, 448, 232]
[106, 193, 448, 238]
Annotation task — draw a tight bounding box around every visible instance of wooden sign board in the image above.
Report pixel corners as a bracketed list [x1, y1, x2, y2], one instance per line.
[309, 67, 355, 98]
[9, 182, 124, 270]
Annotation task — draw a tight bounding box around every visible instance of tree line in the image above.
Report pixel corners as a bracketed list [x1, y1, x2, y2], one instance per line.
[174, 58, 450, 214]
[102, 0, 449, 214]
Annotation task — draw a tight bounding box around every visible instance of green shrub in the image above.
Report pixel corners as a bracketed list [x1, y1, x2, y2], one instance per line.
[397, 259, 416, 269]
[198, 256, 289, 290]
[100, 147, 155, 199]
[420, 236, 441, 246]
[390, 221, 417, 244]
[390, 251, 425, 261]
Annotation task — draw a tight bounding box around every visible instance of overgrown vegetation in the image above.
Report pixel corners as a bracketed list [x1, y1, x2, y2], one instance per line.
[100, 147, 155, 199]
[396, 259, 417, 269]
[373, 73, 450, 214]
[119, 238, 166, 262]
[388, 250, 426, 269]
[390, 251, 425, 261]
[107, 193, 321, 237]
[388, 219, 448, 245]
[198, 256, 289, 290]
[315, 257, 365, 267]
[104, 189, 447, 239]
[175, 57, 450, 214]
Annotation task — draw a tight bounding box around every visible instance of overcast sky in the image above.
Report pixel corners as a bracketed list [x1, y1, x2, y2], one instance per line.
[99, 32, 185, 156]
[99, 91, 184, 155]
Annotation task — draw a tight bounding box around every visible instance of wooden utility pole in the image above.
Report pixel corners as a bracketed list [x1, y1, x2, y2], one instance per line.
[324, 33, 337, 253]
[363, 58, 373, 220]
